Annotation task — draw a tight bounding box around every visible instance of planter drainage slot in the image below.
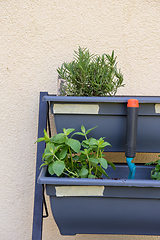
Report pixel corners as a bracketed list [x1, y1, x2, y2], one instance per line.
[32, 93, 160, 239]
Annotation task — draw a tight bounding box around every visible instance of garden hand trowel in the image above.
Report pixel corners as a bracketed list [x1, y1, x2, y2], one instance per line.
[125, 99, 139, 179]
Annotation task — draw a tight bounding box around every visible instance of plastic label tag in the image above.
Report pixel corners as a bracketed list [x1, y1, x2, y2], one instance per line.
[53, 104, 99, 114]
[155, 104, 160, 113]
[55, 186, 104, 197]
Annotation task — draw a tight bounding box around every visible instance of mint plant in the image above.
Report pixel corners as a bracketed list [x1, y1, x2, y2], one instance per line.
[57, 47, 124, 97]
[145, 155, 160, 180]
[36, 126, 115, 178]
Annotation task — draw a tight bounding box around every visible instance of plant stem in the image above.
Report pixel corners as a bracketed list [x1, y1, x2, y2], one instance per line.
[69, 147, 74, 169]
[95, 166, 97, 176]
[89, 161, 91, 174]
[65, 167, 78, 177]
[54, 154, 60, 162]
[84, 133, 88, 140]
[97, 146, 99, 158]
[86, 152, 91, 174]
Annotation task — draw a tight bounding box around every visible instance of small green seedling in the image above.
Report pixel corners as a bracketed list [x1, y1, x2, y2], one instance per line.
[145, 155, 160, 180]
[36, 125, 116, 178]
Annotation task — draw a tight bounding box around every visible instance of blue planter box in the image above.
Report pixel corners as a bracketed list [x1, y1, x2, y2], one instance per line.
[38, 95, 160, 235]
[38, 165, 160, 235]
[44, 95, 160, 153]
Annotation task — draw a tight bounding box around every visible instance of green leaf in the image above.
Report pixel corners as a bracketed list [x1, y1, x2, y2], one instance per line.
[79, 168, 88, 178]
[89, 138, 98, 146]
[59, 146, 68, 159]
[99, 158, 108, 169]
[97, 166, 110, 178]
[82, 140, 90, 148]
[151, 170, 160, 180]
[81, 125, 86, 133]
[40, 162, 48, 168]
[65, 138, 81, 153]
[107, 160, 116, 170]
[86, 126, 97, 135]
[88, 174, 96, 179]
[98, 137, 104, 145]
[45, 143, 55, 153]
[43, 152, 54, 158]
[88, 157, 99, 164]
[90, 162, 97, 167]
[72, 155, 79, 161]
[63, 128, 75, 136]
[72, 132, 85, 137]
[155, 164, 160, 171]
[44, 129, 49, 140]
[78, 155, 86, 162]
[53, 145, 63, 154]
[35, 137, 45, 143]
[45, 155, 53, 164]
[100, 142, 111, 148]
[48, 162, 55, 175]
[80, 150, 86, 155]
[53, 161, 65, 176]
[155, 175, 160, 180]
[49, 144, 56, 153]
[51, 133, 66, 144]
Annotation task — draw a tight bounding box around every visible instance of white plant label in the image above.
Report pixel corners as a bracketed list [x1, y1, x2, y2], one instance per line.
[53, 104, 99, 114]
[155, 104, 160, 113]
[55, 186, 104, 197]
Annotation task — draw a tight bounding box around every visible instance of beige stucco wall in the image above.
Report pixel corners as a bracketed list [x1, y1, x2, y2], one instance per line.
[1, 0, 160, 239]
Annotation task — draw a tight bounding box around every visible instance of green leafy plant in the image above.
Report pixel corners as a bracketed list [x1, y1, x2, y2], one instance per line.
[36, 125, 116, 178]
[145, 155, 160, 180]
[57, 47, 124, 97]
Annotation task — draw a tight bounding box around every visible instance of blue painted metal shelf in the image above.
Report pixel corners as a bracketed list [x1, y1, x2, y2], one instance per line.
[32, 93, 160, 239]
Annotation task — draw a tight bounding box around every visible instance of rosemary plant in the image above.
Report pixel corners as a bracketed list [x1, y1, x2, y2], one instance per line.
[57, 47, 124, 96]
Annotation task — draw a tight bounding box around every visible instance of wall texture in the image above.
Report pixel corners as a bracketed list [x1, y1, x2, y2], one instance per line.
[1, 0, 160, 239]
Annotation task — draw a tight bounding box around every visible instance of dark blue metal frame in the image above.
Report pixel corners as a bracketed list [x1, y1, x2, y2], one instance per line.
[32, 92, 48, 240]
[43, 95, 160, 103]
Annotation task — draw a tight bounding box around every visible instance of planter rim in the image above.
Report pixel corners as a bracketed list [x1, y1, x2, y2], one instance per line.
[43, 95, 160, 103]
[38, 166, 160, 188]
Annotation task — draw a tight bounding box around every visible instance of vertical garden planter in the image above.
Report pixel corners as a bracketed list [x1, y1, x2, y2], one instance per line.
[37, 94, 160, 235]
